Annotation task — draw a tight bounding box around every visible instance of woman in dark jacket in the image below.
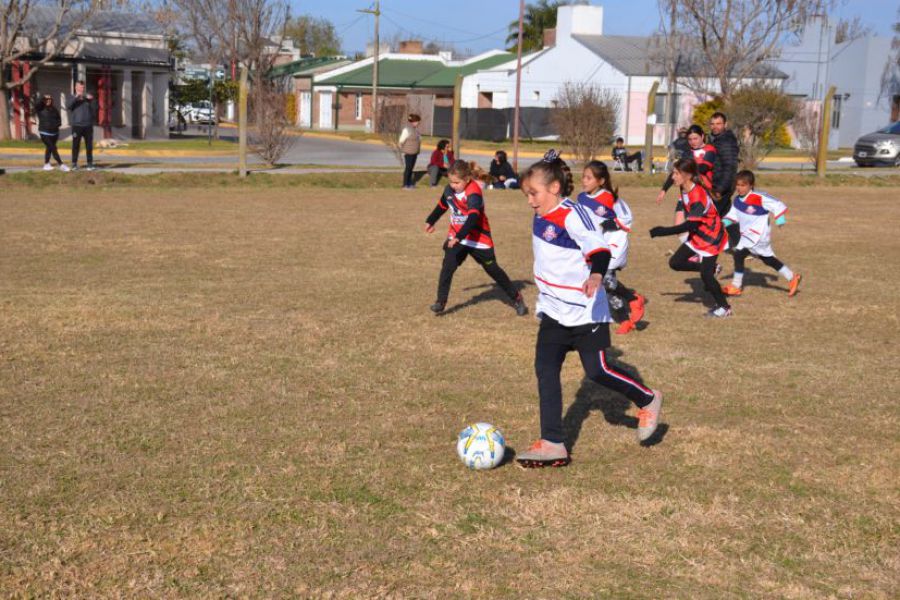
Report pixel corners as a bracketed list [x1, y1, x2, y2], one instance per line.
[34, 94, 68, 171]
[488, 150, 519, 189]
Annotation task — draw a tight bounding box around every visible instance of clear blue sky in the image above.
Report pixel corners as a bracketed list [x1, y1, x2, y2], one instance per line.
[291, 0, 900, 56]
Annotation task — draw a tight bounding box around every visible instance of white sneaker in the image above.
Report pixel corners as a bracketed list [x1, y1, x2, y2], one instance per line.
[637, 390, 663, 442]
[43, 163, 54, 171]
[59, 164, 70, 172]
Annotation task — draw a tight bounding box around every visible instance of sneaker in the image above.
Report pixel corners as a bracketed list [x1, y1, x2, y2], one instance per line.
[59, 164, 70, 172]
[429, 302, 445, 314]
[70, 164, 79, 171]
[637, 390, 663, 442]
[513, 294, 528, 316]
[788, 273, 802, 297]
[704, 306, 733, 318]
[85, 164, 96, 171]
[42, 163, 54, 171]
[629, 294, 646, 323]
[721, 284, 743, 296]
[516, 439, 570, 468]
[615, 320, 635, 335]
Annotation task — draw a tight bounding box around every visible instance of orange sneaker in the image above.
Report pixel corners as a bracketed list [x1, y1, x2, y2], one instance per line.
[788, 273, 802, 297]
[637, 390, 663, 442]
[721, 284, 743, 296]
[615, 320, 636, 335]
[516, 439, 570, 468]
[629, 294, 646, 323]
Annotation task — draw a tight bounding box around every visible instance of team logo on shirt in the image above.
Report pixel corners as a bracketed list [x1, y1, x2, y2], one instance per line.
[542, 224, 558, 241]
[745, 205, 757, 214]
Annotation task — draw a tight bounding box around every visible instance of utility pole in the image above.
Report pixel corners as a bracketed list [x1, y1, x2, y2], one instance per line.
[817, 85, 836, 179]
[358, 1, 380, 133]
[512, 0, 525, 172]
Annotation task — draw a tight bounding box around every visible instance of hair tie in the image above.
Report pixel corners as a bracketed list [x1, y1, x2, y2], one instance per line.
[542, 149, 560, 163]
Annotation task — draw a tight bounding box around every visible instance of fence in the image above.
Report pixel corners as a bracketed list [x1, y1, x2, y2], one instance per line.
[432, 107, 557, 141]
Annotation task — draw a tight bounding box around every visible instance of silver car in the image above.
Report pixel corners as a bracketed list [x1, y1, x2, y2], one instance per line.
[853, 122, 900, 167]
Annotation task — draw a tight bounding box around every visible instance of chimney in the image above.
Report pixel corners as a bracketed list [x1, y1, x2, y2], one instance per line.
[398, 40, 424, 55]
[556, 5, 603, 43]
[543, 27, 556, 48]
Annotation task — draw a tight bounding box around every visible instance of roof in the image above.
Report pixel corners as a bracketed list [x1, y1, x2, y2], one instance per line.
[316, 52, 515, 89]
[78, 42, 170, 67]
[26, 7, 167, 37]
[267, 56, 350, 79]
[573, 34, 787, 79]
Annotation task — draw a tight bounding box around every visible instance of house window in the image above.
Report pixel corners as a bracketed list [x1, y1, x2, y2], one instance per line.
[532, 90, 541, 101]
[654, 93, 681, 124]
[831, 95, 842, 129]
[355, 93, 363, 120]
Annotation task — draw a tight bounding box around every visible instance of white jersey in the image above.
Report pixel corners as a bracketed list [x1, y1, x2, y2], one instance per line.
[576, 189, 632, 270]
[724, 190, 787, 256]
[532, 198, 612, 326]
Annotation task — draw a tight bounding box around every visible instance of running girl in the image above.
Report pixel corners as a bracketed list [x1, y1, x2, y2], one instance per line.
[656, 124, 718, 237]
[577, 160, 646, 335]
[721, 170, 802, 297]
[649, 158, 732, 318]
[515, 150, 663, 468]
[424, 160, 527, 316]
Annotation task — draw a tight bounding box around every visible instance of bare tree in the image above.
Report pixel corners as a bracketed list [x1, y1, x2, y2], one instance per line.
[655, 0, 835, 99]
[551, 82, 619, 166]
[724, 83, 796, 169]
[0, 1, 95, 140]
[834, 16, 872, 45]
[249, 78, 293, 165]
[791, 101, 821, 167]
[376, 103, 407, 165]
[881, 10, 900, 107]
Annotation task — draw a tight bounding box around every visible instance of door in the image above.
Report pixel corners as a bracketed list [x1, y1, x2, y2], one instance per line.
[319, 92, 333, 129]
[299, 92, 311, 128]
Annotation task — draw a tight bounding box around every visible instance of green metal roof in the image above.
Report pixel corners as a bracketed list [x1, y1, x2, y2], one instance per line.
[267, 56, 347, 79]
[316, 52, 514, 89]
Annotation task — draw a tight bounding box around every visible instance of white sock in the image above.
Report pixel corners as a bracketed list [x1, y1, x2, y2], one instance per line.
[732, 271, 744, 288]
[779, 266, 794, 280]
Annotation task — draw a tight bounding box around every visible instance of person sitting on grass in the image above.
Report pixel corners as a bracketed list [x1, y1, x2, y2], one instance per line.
[611, 137, 643, 172]
[427, 139, 455, 187]
[489, 150, 519, 189]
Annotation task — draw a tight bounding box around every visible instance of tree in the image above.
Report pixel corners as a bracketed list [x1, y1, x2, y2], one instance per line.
[881, 10, 900, 109]
[0, 0, 95, 140]
[284, 14, 341, 56]
[655, 0, 835, 99]
[551, 82, 619, 165]
[376, 103, 407, 165]
[505, 0, 587, 53]
[792, 102, 821, 167]
[723, 84, 796, 169]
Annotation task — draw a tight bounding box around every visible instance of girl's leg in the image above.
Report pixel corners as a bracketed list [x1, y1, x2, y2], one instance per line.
[535, 324, 571, 444]
[41, 134, 52, 164]
[726, 248, 750, 292]
[435, 244, 468, 305]
[473, 249, 520, 302]
[669, 243, 701, 272]
[758, 254, 786, 273]
[700, 256, 729, 309]
[403, 154, 417, 187]
[49, 135, 63, 165]
[578, 347, 654, 407]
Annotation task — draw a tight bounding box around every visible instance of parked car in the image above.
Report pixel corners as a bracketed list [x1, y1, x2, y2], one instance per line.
[853, 122, 900, 167]
[188, 101, 217, 125]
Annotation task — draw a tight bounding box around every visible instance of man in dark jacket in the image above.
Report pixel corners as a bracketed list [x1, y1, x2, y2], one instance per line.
[709, 112, 739, 215]
[66, 80, 97, 170]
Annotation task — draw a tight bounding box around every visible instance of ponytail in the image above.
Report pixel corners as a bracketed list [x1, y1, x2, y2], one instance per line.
[523, 149, 574, 197]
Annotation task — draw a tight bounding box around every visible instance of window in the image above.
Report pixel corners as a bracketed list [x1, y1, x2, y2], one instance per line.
[355, 93, 363, 120]
[532, 90, 540, 101]
[654, 93, 681, 124]
[831, 95, 842, 129]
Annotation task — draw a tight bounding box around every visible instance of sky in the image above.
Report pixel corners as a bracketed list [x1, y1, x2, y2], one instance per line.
[292, 0, 900, 56]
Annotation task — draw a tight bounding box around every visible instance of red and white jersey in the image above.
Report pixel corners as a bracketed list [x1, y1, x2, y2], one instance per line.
[532, 198, 612, 326]
[576, 189, 633, 270]
[724, 189, 787, 249]
[680, 184, 726, 257]
[439, 180, 493, 249]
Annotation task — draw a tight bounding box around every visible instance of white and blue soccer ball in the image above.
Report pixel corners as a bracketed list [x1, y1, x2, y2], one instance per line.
[456, 422, 505, 470]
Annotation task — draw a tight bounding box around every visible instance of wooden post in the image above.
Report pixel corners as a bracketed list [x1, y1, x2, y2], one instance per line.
[644, 81, 659, 172]
[452, 74, 462, 159]
[512, 0, 525, 172]
[817, 85, 836, 179]
[239, 66, 248, 178]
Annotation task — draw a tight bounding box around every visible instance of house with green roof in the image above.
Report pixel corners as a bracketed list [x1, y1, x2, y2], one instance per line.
[266, 56, 351, 128]
[310, 50, 512, 133]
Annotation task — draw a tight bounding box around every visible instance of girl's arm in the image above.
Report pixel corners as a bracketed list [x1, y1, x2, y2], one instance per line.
[398, 127, 409, 146]
[760, 194, 788, 225]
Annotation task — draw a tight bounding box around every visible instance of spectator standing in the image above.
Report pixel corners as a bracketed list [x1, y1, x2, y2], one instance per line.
[488, 150, 519, 189]
[670, 127, 691, 160]
[427, 139, 454, 187]
[34, 94, 69, 172]
[399, 113, 422, 189]
[709, 111, 739, 215]
[66, 80, 97, 171]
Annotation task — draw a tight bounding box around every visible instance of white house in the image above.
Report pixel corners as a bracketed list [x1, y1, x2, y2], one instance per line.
[778, 16, 896, 149]
[462, 4, 786, 146]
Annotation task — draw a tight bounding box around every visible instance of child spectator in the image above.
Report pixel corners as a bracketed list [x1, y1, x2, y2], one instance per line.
[515, 150, 663, 468]
[611, 137, 643, 172]
[427, 139, 454, 187]
[721, 170, 802, 297]
[424, 160, 526, 316]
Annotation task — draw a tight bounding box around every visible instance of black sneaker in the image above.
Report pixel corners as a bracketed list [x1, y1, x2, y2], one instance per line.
[513, 295, 528, 316]
[70, 164, 79, 171]
[429, 302, 445, 314]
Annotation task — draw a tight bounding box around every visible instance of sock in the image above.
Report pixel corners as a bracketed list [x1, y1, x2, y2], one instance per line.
[779, 266, 794, 281]
[732, 271, 744, 288]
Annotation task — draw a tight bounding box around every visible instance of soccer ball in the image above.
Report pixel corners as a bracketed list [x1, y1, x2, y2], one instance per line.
[456, 422, 505, 470]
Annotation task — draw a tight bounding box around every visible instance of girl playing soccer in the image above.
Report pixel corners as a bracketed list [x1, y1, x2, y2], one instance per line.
[720, 170, 802, 297]
[577, 161, 646, 335]
[649, 158, 732, 318]
[424, 160, 527, 316]
[656, 125, 718, 241]
[515, 151, 663, 468]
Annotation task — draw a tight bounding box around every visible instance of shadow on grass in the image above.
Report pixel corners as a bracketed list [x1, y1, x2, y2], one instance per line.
[439, 280, 534, 316]
[499, 445, 517, 467]
[562, 347, 668, 452]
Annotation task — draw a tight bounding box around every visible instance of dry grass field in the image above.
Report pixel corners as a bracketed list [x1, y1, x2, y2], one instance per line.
[1, 179, 898, 598]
